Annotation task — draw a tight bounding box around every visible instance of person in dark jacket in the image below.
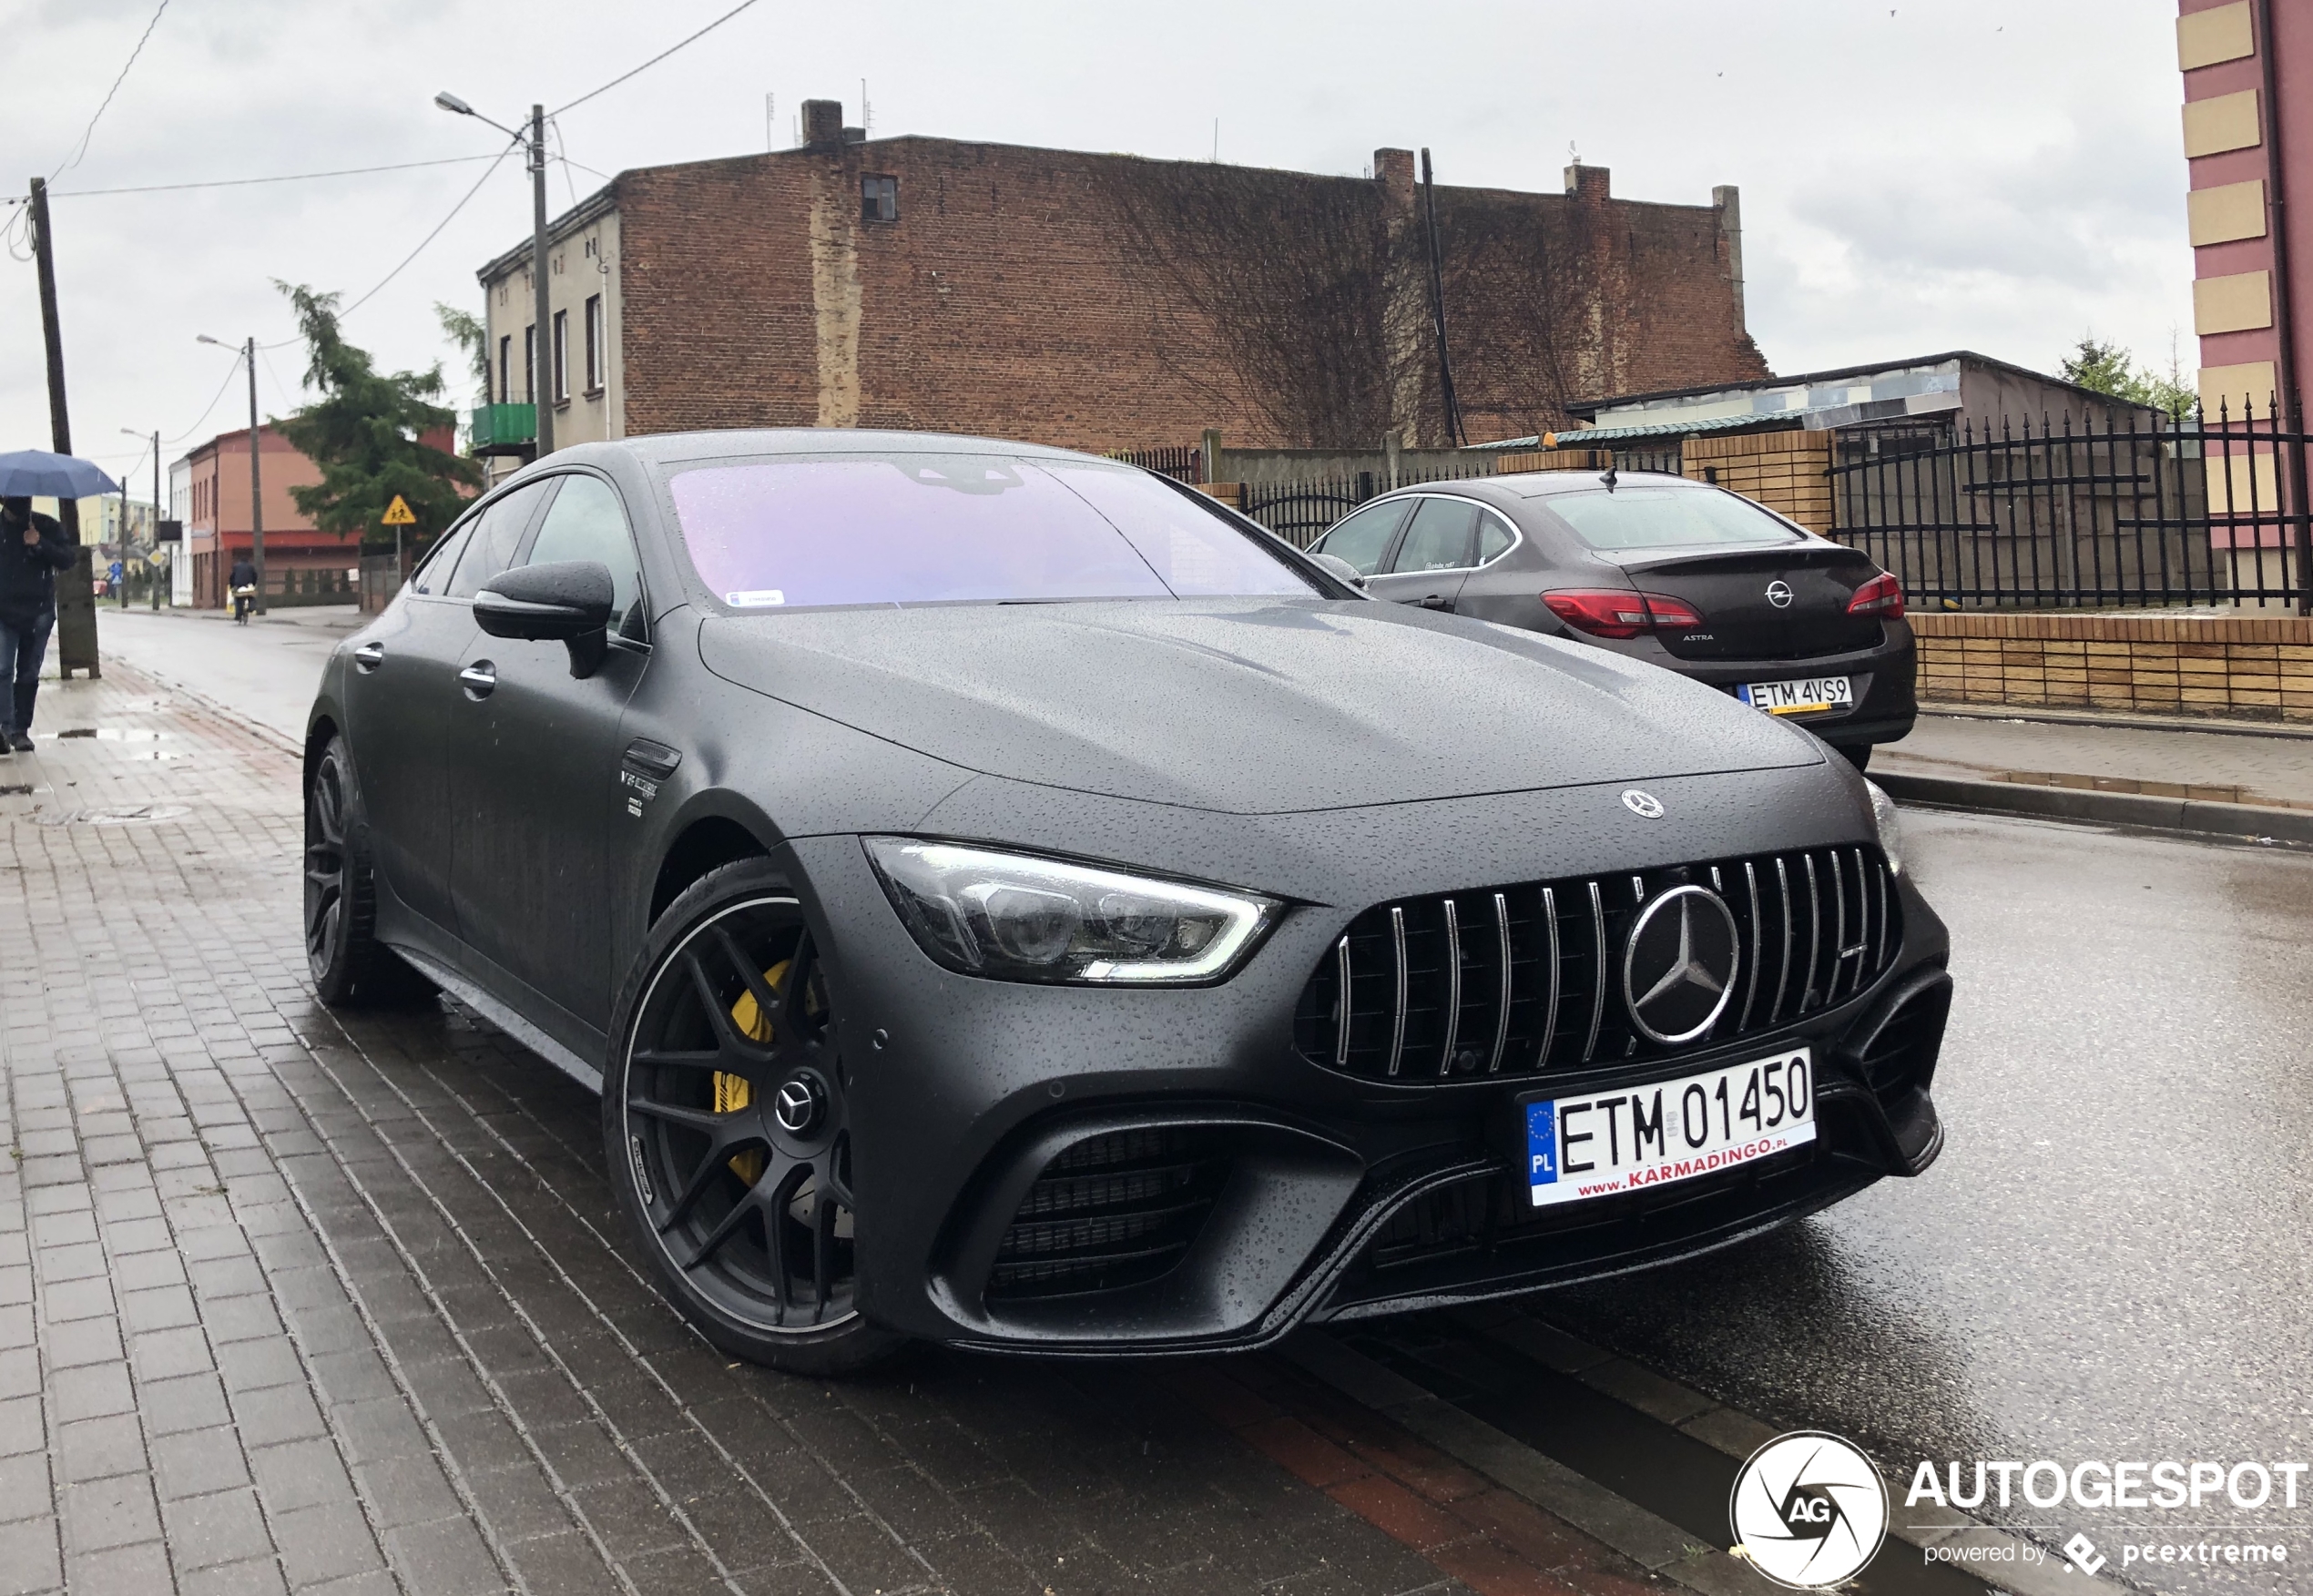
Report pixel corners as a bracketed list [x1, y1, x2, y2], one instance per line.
[228, 553, 259, 624]
[0, 497, 79, 754]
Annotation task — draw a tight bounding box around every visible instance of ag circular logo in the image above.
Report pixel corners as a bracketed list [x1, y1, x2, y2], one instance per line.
[1622, 885, 1739, 1043]
[1621, 788, 1665, 818]
[1729, 1431, 1889, 1590]
[1766, 579, 1795, 608]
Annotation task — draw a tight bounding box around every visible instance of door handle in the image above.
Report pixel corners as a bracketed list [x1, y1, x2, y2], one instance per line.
[458, 662, 497, 699]
[352, 642, 384, 673]
[1417, 595, 1454, 611]
[622, 739, 682, 782]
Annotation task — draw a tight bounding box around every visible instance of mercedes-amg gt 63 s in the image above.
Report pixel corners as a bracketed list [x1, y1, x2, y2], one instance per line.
[304, 431, 1952, 1374]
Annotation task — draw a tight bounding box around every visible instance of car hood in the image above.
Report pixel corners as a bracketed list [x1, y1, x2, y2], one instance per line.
[698, 599, 1820, 816]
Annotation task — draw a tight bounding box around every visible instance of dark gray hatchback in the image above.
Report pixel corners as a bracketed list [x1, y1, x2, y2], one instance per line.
[1309, 471, 1916, 767]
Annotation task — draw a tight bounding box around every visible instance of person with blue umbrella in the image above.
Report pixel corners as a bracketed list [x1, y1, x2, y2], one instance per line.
[0, 449, 118, 755]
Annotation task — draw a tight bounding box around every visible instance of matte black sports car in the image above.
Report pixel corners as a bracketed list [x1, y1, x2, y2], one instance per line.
[303, 431, 1951, 1375]
[1306, 471, 1916, 767]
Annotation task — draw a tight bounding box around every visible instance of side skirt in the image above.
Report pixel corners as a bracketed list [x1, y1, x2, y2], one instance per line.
[388, 942, 606, 1094]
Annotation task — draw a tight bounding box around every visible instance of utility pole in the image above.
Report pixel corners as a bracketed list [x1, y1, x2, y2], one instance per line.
[151, 430, 161, 608]
[530, 103, 554, 458]
[246, 335, 266, 616]
[27, 178, 78, 545]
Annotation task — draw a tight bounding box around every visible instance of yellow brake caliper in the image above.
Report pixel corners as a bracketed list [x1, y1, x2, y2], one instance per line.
[716, 958, 790, 1187]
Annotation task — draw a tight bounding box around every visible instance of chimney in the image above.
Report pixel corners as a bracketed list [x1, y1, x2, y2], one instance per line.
[1563, 164, 1611, 202]
[1373, 147, 1416, 213]
[801, 99, 844, 149]
[1713, 185, 1746, 332]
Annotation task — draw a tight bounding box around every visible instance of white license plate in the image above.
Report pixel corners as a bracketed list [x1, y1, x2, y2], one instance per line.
[1737, 676, 1853, 715]
[1523, 1050, 1815, 1208]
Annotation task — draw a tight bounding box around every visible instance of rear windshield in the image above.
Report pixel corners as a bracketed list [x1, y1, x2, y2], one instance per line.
[666, 452, 1320, 609]
[1544, 486, 1804, 551]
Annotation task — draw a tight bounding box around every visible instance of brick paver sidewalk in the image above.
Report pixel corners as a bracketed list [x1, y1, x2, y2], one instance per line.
[0, 665, 1658, 1596]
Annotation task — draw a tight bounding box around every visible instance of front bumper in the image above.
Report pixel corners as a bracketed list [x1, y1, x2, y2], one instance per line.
[787, 790, 1952, 1357]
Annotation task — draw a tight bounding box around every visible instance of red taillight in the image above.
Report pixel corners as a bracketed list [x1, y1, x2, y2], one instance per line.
[1543, 589, 1705, 639]
[1847, 573, 1904, 618]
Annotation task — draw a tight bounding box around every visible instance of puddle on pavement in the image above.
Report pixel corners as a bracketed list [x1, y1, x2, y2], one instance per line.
[52, 727, 168, 742]
[36, 803, 192, 827]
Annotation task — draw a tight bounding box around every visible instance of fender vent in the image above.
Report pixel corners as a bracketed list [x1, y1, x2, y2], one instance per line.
[985, 1127, 1230, 1302]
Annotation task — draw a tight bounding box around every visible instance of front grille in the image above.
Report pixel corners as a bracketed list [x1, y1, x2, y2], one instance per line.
[985, 1127, 1230, 1301]
[1293, 847, 1900, 1083]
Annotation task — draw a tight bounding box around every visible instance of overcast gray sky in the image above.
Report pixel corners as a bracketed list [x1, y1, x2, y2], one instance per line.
[2, 0, 2192, 489]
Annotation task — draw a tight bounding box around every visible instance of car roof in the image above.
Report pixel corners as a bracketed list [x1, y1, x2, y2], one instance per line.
[558, 428, 1117, 470]
[1362, 469, 1705, 508]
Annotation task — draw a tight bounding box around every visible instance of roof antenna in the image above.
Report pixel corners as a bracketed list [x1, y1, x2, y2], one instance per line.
[1600, 461, 1618, 492]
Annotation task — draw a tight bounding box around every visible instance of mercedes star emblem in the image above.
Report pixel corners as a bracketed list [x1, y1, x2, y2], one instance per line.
[773, 1073, 823, 1134]
[1623, 885, 1741, 1043]
[1766, 579, 1795, 608]
[1622, 789, 1666, 818]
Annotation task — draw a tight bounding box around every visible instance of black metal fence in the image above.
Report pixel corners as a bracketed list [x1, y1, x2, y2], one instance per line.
[1238, 461, 1503, 547]
[1110, 445, 1203, 484]
[1829, 403, 2311, 611]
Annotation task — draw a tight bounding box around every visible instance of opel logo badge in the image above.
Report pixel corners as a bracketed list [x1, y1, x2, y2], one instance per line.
[1623, 885, 1740, 1043]
[1766, 579, 1795, 608]
[773, 1073, 823, 1134]
[1621, 789, 1665, 819]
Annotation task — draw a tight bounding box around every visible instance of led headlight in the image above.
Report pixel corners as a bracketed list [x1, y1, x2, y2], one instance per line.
[863, 839, 1280, 985]
[1864, 779, 1904, 876]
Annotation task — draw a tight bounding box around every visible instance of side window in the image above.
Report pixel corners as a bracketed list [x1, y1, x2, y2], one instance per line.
[408, 520, 474, 596]
[1312, 501, 1411, 575]
[1389, 497, 1482, 574]
[1477, 513, 1516, 564]
[524, 474, 647, 636]
[446, 482, 553, 599]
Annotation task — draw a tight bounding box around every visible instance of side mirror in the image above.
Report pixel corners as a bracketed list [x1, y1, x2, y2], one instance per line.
[475, 560, 616, 678]
[1309, 552, 1369, 591]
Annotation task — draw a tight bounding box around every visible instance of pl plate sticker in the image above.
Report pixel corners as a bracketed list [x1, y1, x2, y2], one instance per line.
[1730, 1430, 1889, 1590]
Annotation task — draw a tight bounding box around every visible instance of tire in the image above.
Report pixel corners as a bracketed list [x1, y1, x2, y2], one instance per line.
[603, 858, 906, 1377]
[305, 736, 437, 1007]
[1837, 744, 1872, 773]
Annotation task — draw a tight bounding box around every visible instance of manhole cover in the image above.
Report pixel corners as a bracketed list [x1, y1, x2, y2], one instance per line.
[37, 804, 192, 827]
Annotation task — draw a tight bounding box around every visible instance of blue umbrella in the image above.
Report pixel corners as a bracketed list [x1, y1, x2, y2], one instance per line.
[0, 449, 122, 499]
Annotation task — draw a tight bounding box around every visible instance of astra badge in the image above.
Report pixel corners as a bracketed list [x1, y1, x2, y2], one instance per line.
[1622, 885, 1739, 1043]
[1621, 789, 1665, 818]
[1729, 1431, 1889, 1591]
[1766, 579, 1795, 608]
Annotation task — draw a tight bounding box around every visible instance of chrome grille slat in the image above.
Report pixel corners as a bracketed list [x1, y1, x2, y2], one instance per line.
[1487, 892, 1512, 1074]
[1294, 845, 1903, 1083]
[1387, 906, 1408, 1079]
[1331, 935, 1351, 1070]
[1535, 885, 1561, 1071]
[1438, 898, 1463, 1078]
[1582, 881, 1606, 1063]
[1738, 861, 1762, 1032]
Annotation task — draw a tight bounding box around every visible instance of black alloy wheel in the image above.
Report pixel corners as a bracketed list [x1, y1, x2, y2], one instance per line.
[606, 859, 902, 1374]
[305, 736, 433, 1007]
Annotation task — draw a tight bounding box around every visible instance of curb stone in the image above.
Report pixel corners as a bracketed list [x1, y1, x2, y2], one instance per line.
[1876, 771, 2313, 847]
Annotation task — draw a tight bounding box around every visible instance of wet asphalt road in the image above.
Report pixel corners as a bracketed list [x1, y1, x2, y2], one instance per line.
[65, 611, 2313, 1595]
[91, 605, 358, 743]
[1466, 807, 2313, 1595]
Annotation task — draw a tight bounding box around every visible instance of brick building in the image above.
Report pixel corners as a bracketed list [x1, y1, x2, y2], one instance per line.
[172, 427, 352, 609]
[474, 100, 1766, 459]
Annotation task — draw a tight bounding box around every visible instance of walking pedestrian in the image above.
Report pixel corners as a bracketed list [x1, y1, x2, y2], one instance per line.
[229, 551, 259, 625]
[0, 495, 78, 755]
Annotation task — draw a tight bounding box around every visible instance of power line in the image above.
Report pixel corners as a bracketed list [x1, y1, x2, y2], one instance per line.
[48, 153, 504, 199]
[53, 0, 173, 178]
[334, 136, 522, 322]
[164, 348, 246, 446]
[552, 0, 763, 114]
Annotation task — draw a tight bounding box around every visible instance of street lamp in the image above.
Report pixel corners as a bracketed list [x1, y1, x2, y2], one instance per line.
[198, 333, 264, 615]
[117, 426, 158, 609]
[437, 89, 554, 458]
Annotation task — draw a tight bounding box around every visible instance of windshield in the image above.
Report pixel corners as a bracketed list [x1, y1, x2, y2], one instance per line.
[1544, 485, 1804, 551]
[667, 452, 1320, 609]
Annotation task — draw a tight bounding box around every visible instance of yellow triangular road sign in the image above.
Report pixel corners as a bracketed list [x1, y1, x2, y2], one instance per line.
[382, 494, 417, 526]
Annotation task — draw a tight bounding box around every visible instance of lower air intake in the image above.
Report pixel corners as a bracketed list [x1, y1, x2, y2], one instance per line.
[984, 1127, 1230, 1301]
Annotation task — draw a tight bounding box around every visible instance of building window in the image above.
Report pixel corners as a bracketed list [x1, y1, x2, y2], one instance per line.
[497, 335, 511, 406]
[861, 174, 898, 222]
[584, 294, 605, 393]
[552, 310, 570, 402]
[524, 325, 536, 405]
